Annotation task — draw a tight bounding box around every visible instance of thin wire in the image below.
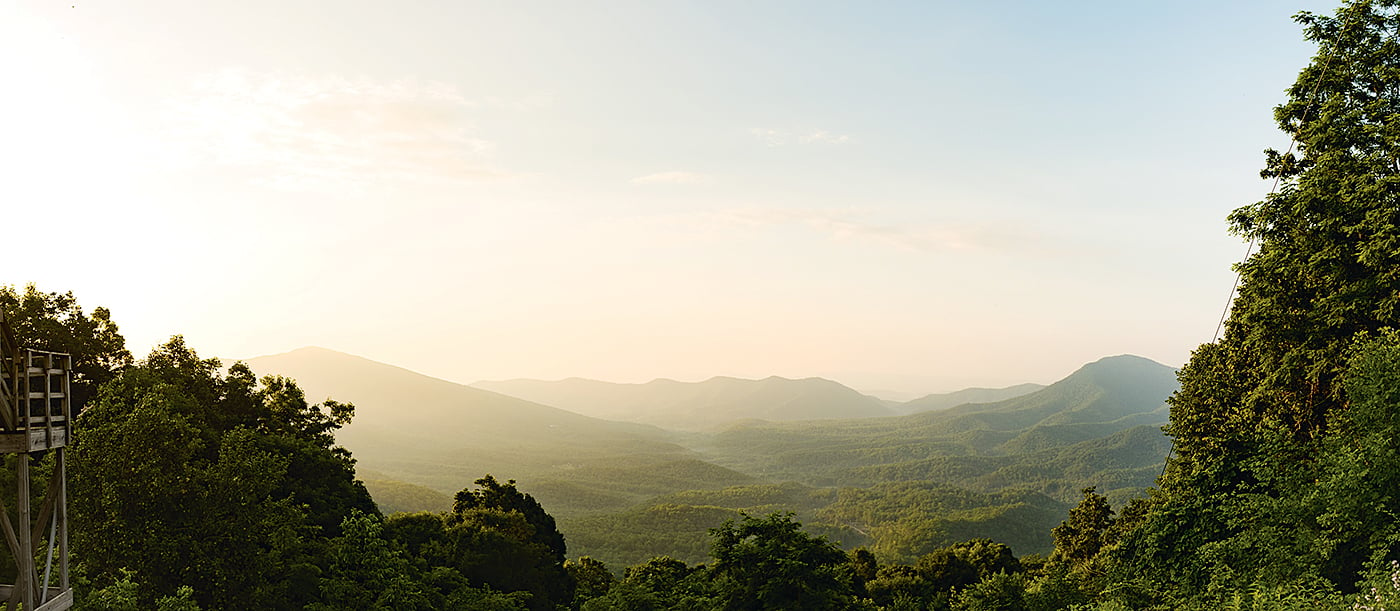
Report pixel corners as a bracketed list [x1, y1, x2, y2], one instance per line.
[1162, 4, 1368, 481]
[1210, 33, 1341, 343]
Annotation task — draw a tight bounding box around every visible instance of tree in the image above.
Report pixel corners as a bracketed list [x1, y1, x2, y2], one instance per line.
[71, 338, 374, 609]
[78, 569, 203, 611]
[1163, 0, 1400, 473]
[1050, 488, 1114, 565]
[914, 548, 978, 592]
[0, 284, 130, 409]
[1214, 0, 1400, 442]
[311, 510, 438, 611]
[1122, 0, 1400, 597]
[849, 548, 879, 596]
[944, 539, 1022, 581]
[1297, 332, 1400, 585]
[379, 477, 573, 611]
[566, 556, 617, 606]
[452, 475, 567, 565]
[951, 571, 1027, 611]
[707, 512, 855, 610]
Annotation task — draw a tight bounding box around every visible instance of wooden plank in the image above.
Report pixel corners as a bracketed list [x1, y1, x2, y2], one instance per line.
[57, 449, 67, 590]
[31, 469, 61, 601]
[0, 586, 71, 610]
[0, 430, 67, 453]
[29, 473, 60, 549]
[0, 385, 15, 431]
[17, 455, 32, 611]
[34, 588, 72, 611]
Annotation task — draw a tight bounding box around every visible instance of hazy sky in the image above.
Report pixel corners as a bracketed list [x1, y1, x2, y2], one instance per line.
[4, 0, 1337, 396]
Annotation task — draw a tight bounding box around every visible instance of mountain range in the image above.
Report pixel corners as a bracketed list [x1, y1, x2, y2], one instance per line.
[896, 383, 1046, 414]
[472, 375, 896, 430]
[701, 355, 1177, 489]
[244, 347, 719, 511]
[242, 347, 1180, 564]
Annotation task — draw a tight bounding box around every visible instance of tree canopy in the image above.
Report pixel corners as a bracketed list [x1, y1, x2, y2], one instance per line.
[1114, 0, 1400, 604]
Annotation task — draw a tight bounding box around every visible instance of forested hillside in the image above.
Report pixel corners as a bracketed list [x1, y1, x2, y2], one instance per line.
[699, 355, 1175, 493]
[516, 355, 1176, 568]
[245, 347, 756, 515]
[11, 0, 1399, 608]
[241, 347, 1180, 568]
[7, 4, 1392, 606]
[0, 284, 1177, 610]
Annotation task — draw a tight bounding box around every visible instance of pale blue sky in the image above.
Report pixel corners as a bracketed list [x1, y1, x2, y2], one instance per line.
[2, 1, 1337, 395]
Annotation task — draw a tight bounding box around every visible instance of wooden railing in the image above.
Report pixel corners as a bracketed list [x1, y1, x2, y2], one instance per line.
[0, 310, 72, 610]
[0, 313, 70, 449]
[0, 315, 18, 432]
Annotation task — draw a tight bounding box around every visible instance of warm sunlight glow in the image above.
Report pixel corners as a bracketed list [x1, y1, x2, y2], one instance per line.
[1, 0, 1338, 396]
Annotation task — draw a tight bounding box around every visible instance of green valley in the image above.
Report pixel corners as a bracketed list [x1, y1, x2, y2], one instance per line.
[248, 348, 1180, 568]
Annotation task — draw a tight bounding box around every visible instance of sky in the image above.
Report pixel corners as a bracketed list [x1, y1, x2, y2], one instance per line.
[2, 0, 1341, 397]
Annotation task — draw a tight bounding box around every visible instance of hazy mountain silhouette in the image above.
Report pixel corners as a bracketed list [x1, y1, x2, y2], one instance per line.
[239, 348, 1180, 561]
[897, 383, 1046, 414]
[241, 347, 752, 513]
[927, 354, 1178, 450]
[703, 355, 1179, 491]
[472, 375, 895, 431]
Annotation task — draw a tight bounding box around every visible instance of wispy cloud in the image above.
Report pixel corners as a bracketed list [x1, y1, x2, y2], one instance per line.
[749, 128, 787, 147]
[800, 130, 850, 145]
[164, 68, 506, 193]
[749, 128, 851, 147]
[630, 171, 710, 185]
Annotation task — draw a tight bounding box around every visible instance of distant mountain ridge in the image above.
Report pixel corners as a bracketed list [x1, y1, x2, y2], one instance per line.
[897, 383, 1047, 414]
[931, 354, 1177, 437]
[240, 347, 754, 515]
[472, 374, 896, 431]
[238, 347, 1181, 561]
[702, 354, 1179, 492]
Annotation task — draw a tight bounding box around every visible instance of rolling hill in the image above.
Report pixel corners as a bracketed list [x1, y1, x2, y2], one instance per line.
[242, 348, 1179, 563]
[472, 374, 895, 430]
[241, 347, 754, 514]
[698, 355, 1178, 495]
[561, 355, 1179, 563]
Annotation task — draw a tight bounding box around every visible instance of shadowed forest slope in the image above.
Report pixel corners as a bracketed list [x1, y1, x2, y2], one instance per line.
[697, 355, 1177, 496]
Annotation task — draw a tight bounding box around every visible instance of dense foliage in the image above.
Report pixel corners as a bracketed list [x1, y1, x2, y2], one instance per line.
[3, 2, 1395, 606]
[70, 337, 378, 609]
[0, 289, 574, 609]
[1094, 0, 1400, 607]
[0, 285, 1154, 610]
[0, 285, 131, 409]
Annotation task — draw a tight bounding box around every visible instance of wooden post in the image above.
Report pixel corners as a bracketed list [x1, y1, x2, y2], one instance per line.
[58, 448, 67, 592]
[0, 313, 73, 611]
[16, 455, 31, 611]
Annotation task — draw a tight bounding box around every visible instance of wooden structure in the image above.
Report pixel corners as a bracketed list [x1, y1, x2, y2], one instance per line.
[0, 312, 71, 610]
